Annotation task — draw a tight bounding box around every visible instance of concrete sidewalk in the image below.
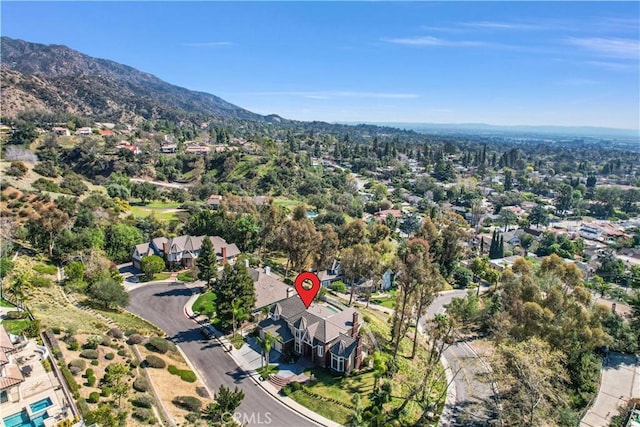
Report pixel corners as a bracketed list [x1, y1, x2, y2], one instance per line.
[581, 352, 640, 427]
[183, 294, 341, 427]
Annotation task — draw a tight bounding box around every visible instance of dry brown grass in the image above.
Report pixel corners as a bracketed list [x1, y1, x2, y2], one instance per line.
[137, 344, 212, 425]
[27, 285, 109, 334]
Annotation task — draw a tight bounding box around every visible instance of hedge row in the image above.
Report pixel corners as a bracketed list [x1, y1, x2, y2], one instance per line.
[167, 365, 197, 383]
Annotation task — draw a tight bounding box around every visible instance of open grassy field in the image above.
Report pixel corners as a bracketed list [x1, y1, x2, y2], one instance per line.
[128, 201, 184, 220]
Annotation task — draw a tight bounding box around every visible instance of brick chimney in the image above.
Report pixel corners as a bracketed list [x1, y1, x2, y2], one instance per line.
[287, 287, 294, 298]
[162, 243, 168, 261]
[354, 334, 363, 370]
[352, 311, 359, 338]
[221, 246, 227, 264]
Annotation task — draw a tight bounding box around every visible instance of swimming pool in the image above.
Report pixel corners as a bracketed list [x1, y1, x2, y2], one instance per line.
[30, 397, 53, 413]
[2, 409, 49, 427]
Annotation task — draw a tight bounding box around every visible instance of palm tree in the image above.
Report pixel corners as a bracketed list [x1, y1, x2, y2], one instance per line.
[7, 273, 30, 305]
[256, 332, 278, 370]
[231, 299, 249, 337]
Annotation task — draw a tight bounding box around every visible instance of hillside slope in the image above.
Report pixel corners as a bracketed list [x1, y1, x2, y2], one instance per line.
[0, 36, 274, 123]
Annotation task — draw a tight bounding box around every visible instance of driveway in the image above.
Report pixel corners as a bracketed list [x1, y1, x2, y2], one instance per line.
[581, 352, 640, 426]
[422, 288, 499, 426]
[127, 282, 317, 427]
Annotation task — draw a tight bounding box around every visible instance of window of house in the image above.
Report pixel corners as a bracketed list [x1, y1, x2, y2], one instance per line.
[272, 313, 279, 321]
[317, 345, 323, 357]
[331, 353, 344, 372]
[0, 390, 7, 403]
[295, 340, 301, 354]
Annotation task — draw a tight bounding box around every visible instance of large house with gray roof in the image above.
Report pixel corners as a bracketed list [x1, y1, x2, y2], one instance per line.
[257, 297, 363, 375]
[131, 235, 240, 270]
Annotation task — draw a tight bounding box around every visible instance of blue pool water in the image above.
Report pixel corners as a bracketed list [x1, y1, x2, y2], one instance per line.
[30, 412, 50, 427]
[30, 397, 53, 413]
[306, 211, 318, 218]
[3, 410, 30, 427]
[3, 408, 50, 427]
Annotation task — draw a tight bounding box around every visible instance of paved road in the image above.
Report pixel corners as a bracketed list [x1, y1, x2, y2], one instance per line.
[128, 283, 316, 427]
[422, 289, 499, 426]
[581, 352, 640, 427]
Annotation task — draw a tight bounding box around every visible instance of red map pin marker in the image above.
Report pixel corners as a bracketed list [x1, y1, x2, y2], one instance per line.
[294, 271, 321, 309]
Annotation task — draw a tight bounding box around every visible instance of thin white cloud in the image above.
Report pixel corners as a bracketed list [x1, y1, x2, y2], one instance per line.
[584, 60, 637, 71]
[382, 36, 484, 47]
[181, 41, 234, 47]
[565, 37, 640, 59]
[462, 21, 545, 31]
[243, 91, 419, 99]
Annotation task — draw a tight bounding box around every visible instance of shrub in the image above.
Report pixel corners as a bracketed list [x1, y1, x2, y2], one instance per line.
[289, 381, 303, 391]
[147, 337, 174, 354]
[6, 161, 28, 178]
[33, 161, 59, 178]
[77, 399, 89, 416]
[51, 326, 62, 334]
[86, 376, 96, 387]
[85, 368, 94, 377]
[195, 386, 209, 398]
[101, 335, 112, 346]
[107, 328, 124, 339]
[130, 359, 139, 369]
[6, 310, 28, 319]
[84, 335, 103, 349]
[167, 365, 196, 382]
[132, 395, 153, 408]
[105, 353, 115, 360]
[127, 334, 145, 345]
[88, 392, 100, 403]
[69, 366, 82, 375]
[132, 408, 151, 422]
[124, 328, 139, 337]
[172, 396, 202, 412]
[68, 359, 86, 370]
[70, 341, 81, 351]
[80, 350, 99, 360]
[133, 376, 149, 392]
[31, 276, 53, 288]
[60, 365, 79, 396]
[91, 360, 99, 366]
[33, 178, 61, 193]
[117, 349, 127, 357]
[101, 387, 112, 397]
[330, 281, 347, 293]
[144, 355, 166, 369]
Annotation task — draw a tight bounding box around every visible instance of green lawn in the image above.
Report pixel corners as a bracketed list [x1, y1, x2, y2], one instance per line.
[305, 367, 375, 406]
[1, 318, 31, 335]
[152, 272, 172, 281]
[288, 389, 352, 425]
[0, 299, 16, 308]
[273, 198, 302, 209]
[128, 205, 180, 220]
[370, 289, 396, 309]
[192, 292, 216, 318]
[177, 271, 196, 282]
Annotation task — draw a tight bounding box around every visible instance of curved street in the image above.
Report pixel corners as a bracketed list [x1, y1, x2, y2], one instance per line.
[127, 282, 317, 427]
[422, 289, 499, 426]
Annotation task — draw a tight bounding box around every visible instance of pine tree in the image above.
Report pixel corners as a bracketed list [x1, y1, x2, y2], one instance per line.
[213, 263, 256, 331]
[196, 237, 217, 287]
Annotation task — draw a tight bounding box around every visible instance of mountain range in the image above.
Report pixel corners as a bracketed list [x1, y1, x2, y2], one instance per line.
[0, 37, 280, 123]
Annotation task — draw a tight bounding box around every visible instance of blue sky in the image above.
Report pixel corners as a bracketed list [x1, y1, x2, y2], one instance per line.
[2, 1, 639, 129]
